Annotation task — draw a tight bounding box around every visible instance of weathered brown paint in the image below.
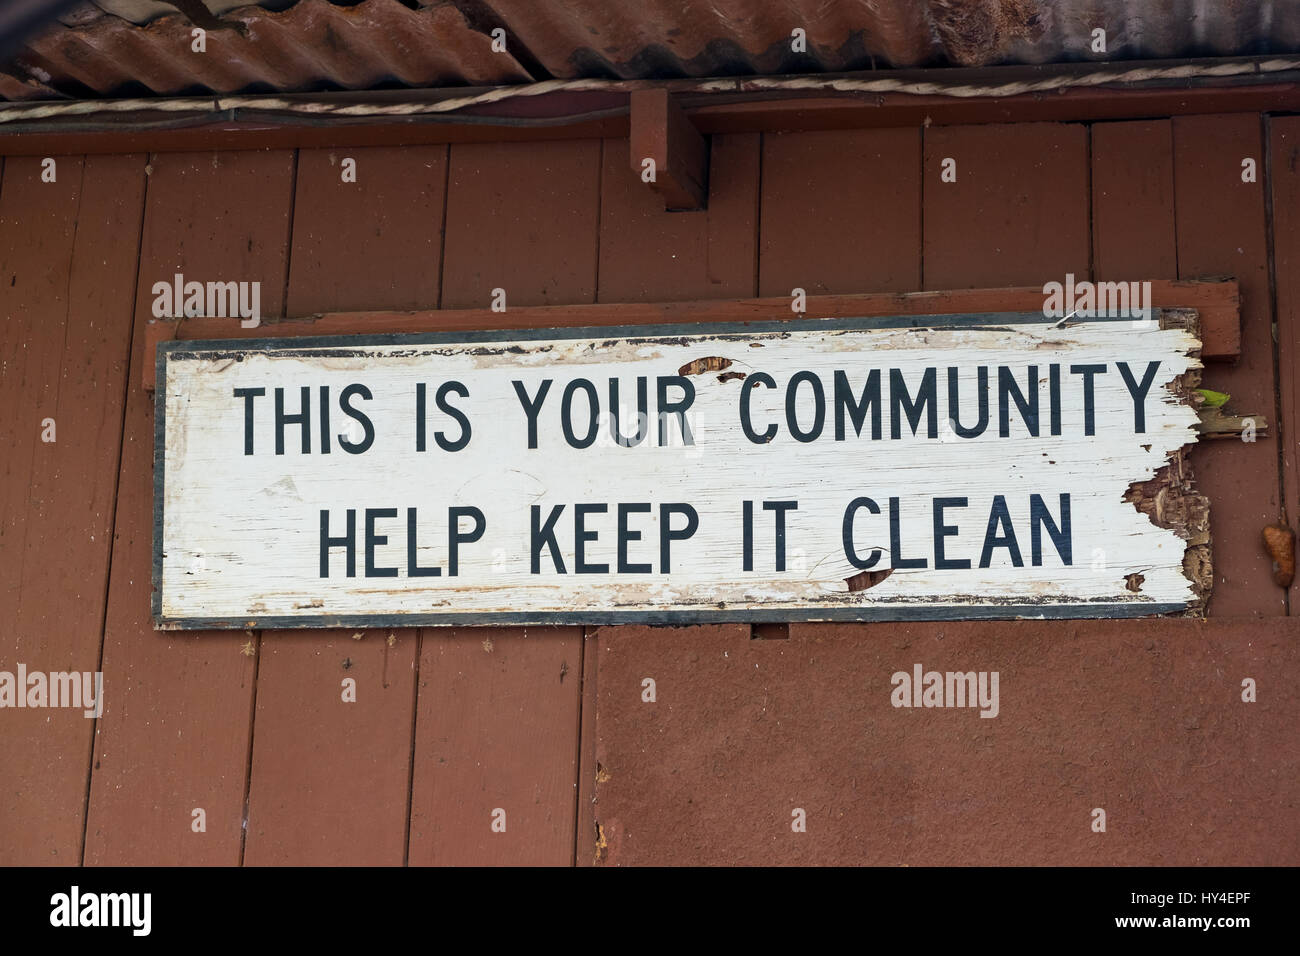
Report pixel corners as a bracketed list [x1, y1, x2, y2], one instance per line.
[1173, 114, 1282, 617]
[598, 134, 758, 302]
[405, 137, 599, 863]
[0, 155, 143, 863]
[759, 128, 921, 296]
[243, 630, 418, 866]
[0, 156, 82, 617]
[923, 123, 1090, 289]
[1270, 116, 1300, 606]
[239, 145, 451, 864]
[286, 146, 449, 314]
[1091, 120, 1178, 282]
[586, 116, 757, 857]
[440, 139, 601, 310]
[407, 627, 582, 866]
[84, 150, 295, 864]
[592, 620, 1300, 865]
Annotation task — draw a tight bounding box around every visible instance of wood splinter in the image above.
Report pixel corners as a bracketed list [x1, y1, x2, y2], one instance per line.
[1196, 405, 1268, 438]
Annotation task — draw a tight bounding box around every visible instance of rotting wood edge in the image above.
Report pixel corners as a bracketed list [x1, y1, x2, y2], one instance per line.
[1125, 308, 1212, 614]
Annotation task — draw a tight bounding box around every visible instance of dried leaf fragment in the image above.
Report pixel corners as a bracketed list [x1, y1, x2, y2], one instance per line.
[1263, 521, 1295, 588]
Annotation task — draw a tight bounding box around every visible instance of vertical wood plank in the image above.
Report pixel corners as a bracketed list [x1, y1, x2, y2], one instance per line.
[9, 155, 145, 865]
[759, 128, 921, 296]
[1088, 120, 1205, 608]
[0, 156, 82, 616]
[1091, 121, 1178, 280]
[1173, 114, 1281, 616]
[587, 133, 763, 863]
[243, 630, 417, 865]
[923, 123, 1090, 289]
[1269, 116, 1300, 609]
[84, 150, 295, 865]
[408, 627, 582, 866]
[440, 140, 601, 310]
[286, 146, 448, 314]
[0, 154, 116, 865]
[242, 145, 445, 864]
[598, 134, 758, 302]
[408, 138, 595, 864]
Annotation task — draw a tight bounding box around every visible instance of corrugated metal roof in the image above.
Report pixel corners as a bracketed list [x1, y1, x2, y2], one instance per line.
[4, 0, 1299, 102]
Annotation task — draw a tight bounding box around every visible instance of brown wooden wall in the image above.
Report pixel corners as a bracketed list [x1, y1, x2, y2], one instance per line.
[1, 114, 1298, 865]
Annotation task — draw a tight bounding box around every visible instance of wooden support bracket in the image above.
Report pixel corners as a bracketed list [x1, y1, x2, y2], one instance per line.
[629, 89, 708, 211]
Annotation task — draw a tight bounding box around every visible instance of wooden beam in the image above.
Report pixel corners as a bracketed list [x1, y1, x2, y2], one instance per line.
[629, 89, 708, 211]
[142, 278, 1240, 389]
[10, 85, 1300, 158]
[4, 61, 1300, 156]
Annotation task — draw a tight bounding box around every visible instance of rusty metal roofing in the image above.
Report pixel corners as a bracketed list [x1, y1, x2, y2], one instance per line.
[4, 0, 1300, 103]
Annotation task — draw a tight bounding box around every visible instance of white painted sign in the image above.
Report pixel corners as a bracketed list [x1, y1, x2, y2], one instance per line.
[153, 314, 1204, 628]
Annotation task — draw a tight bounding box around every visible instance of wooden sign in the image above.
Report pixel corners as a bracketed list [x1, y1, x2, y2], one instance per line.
[152, 312, 1208, 629]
